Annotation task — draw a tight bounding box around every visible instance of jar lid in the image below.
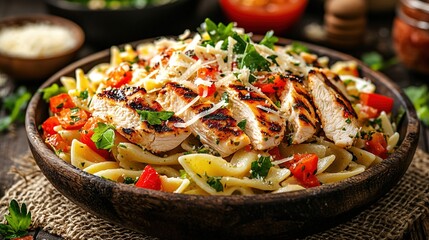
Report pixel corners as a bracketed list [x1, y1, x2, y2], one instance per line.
[399, 0, 429, 29]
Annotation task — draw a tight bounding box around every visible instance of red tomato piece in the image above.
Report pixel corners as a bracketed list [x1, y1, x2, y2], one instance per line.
[360, 92, 394, 114]
[219, 0, 308, 34]
[135, 165, 162, 190]
[57, 107, 89, 130]
[49, 93, 75, 113]
[45, 133, 69, 153]
[197, 83, 216, 97]
[365, 132, 388, 159]
[41, 116, 60, 137]
[197, 66, 218, 80]
[268, 146, 282, 160]
[286, 153, 320, 188]
[107, 68, 133, 88]
[360, 105, 379, 119]
[254, 74, 286, 94]
[80, 117, 111, 159]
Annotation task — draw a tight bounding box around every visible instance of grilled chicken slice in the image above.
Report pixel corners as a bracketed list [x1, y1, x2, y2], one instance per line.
[307, 69, 359, 148]
[220, 83, 285, 150]
[157, 82, 250, 157]
[90, 86, 191, 153]
[278, 74, 318, 144]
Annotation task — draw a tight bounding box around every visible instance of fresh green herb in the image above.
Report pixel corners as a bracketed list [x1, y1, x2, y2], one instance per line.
[123, 177, 136, 184]
[91, 122, 116, 150]
[0, 199, 31, 239]
[248, 74, 257, 84]
[221, 92, 229, 104]
[274, 100, 281, 108]
[179, 170, 189, 179]
[240, 44, 271, 72]
[361, 51, 397, 71]
[394, 106, 406, 127]
[405, 85, 429, 126]
[250, 156, 273, 179]
[237, 119, 247, 130]
[0, 87, 31, 132]
[260, 30, 278, 49]
[343, 79, 353, 86]
[79, 90, 89, 100]
[39, 83, 66, 102]
[136, 110, 174, 125]
[289, 42, 309, 54]
[267, 54, 279, 66]
[204, 18, 235, 47]
[345, 118, 351, 124]
[206, 175, 223, 192]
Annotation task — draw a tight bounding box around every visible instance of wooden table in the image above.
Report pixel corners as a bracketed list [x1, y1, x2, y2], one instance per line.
[0, 0, 428, 239]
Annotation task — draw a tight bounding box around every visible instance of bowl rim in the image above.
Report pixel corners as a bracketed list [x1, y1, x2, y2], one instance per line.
[0, 14, 85, 61]
[44, 0, 193, 12]
[25, 36, 420, 206]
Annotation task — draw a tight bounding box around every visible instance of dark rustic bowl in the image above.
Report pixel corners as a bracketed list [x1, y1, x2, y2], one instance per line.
[44, 0, 198, 48]
[0, 14, 84, 81]
[25, 37, 420, 239]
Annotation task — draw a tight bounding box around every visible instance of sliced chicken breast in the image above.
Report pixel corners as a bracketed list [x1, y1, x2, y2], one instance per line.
[157, 82, 250, 157]
[90, 86, 191, 153]
[278, 74, 318, 144]
[220, 83, 285, 150]
[307, 69, 359, 148]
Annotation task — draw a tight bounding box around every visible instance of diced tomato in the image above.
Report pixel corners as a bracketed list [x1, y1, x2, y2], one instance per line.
[49, 93, 75, 113]
[135, 165, 162, 190]
[107, 67, 133, 88]
[244, 145, 253, 152]
[360, 92, 394, 114]
[253, 74, 286, 94]
[197, 65, 218, 80]
[284, 153, 320, 188]
[45, 133, 69, 153]
[197, 83, 216, 97]
[80, 117, 110, 159]
[41, 116, 60, 137]
[365, 132, 388, 159]
[57, 107, 89, 130]
[268, 146, 282, 160]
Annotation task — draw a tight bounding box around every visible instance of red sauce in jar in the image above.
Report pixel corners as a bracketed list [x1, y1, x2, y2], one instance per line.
[393, 0, 429, 74]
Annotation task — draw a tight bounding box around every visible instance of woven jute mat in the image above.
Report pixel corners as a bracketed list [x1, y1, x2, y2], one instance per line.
[1, 149, 429, 240]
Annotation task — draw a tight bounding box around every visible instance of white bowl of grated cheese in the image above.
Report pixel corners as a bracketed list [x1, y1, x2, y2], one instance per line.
[0, 14, 84, 81]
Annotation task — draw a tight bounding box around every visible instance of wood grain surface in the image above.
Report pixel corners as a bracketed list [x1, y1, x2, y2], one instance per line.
[0, 0, 428, 239]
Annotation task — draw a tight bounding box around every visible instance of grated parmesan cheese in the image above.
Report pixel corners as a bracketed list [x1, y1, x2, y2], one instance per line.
[0, 23, 76, 58]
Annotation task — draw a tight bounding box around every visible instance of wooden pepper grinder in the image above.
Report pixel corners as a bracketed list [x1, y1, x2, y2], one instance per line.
[324, 0, 367, 49]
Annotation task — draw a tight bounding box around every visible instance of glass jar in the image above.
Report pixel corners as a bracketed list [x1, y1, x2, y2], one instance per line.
[392, 0, 429, 74]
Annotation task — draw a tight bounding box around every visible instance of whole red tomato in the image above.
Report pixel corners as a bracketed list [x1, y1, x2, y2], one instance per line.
[219, 0, 308, 34]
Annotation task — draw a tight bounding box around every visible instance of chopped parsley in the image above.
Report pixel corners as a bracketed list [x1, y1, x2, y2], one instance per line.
[123, 177, 137, 184]
[91, 122, 116, 150]
[260, 30, 278, 49]
[239, 44, 271, 72]
[206, 175, 223, 192]
[79, 90, 89, 100]
[237, 119, 247, 130]
[361, 51, 397, 71]
[250, 156, 273, 179]
[221, 92, 229, 104]
[39, 83, 66, 102]
[288, 42, 309, 54]
[345, 118, 351, 124]
[0, 87, 31, 132]
[136, 110, 174, 125]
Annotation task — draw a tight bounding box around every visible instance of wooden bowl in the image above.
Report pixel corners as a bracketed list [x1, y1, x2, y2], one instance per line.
[25, 37, 420, 239]
[0, 14, 84, 81]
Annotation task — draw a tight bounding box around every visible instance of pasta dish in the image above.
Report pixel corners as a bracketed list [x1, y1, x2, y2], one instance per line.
[40, 19, 400, 195]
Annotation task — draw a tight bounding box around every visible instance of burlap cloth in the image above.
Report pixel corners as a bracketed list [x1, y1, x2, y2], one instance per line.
[1, 149, 428, 240]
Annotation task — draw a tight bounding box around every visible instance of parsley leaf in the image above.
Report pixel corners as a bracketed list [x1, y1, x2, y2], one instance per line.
[91, 122, 115, 150]
[240, 44, 271, 72]
[237, 119, 247, 130]
[204, 18, 235, 46]
[361, 52, 397, 71]
[136, 110, 174, 125]
[405, 85, 429, 126]
[288, 42, 309, 54]
[0, 199, 31, 239]
[260, 30, 278, 49]
[0, 87, 31, 132]
[39, 83, 66, 102]
[79, 90, 89, 100]
[250, 156, 273, 179]
[221, 92, 229, 104]
[206, 175, 223, 192]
